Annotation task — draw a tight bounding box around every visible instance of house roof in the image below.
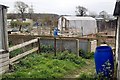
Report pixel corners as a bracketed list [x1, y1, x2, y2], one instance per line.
[113, 0, 120, 16]
[62, 16, 96, 21]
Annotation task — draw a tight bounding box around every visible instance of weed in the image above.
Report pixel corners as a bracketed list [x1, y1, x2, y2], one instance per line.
[2, 52, 86, 79]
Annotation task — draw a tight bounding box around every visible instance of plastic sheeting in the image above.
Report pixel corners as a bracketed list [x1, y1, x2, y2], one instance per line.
[58, 16, 97, 35]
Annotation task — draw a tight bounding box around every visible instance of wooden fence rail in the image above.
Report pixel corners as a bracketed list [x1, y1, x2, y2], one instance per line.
[9, 38, 38, 52]
[10, 47, 38, 64]
[8, 35, 115, 64]
[9, 38, 39, 64]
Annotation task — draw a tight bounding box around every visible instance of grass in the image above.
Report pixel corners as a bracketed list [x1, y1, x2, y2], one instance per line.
[64, 58, 95, 79]
[78, 59, 96, 80]
[2, 51, 87, 79]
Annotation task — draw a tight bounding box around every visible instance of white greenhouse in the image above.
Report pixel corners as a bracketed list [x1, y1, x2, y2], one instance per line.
[58, 16, 97, 36]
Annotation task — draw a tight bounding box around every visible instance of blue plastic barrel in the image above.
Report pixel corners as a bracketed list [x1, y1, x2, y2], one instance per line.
[94, 46, 114, 77]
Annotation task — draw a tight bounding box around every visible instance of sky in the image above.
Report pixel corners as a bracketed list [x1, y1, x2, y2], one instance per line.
[0, 0, 116, 15]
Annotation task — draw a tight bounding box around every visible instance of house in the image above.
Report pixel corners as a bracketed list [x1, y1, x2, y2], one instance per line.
[58, 16, 97, 36]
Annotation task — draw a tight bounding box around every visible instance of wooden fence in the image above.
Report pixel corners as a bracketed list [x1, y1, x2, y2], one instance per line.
[8, 35, 115, 64]
[0, 34, 115, 75]
[9, 38, 39, 64]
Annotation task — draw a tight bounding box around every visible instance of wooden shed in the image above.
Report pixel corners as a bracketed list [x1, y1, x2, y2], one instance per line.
[0, 5, 9, 75]
[113, 0, 120, 79]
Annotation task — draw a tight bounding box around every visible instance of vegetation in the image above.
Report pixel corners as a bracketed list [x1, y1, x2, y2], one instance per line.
[9, 48, 23, 58]
[79, 73, 95, 80]
[14, 1, 28, 20]
[2, 51, 86, 79]
[79, 49, 94, 59]
[75, 6, 88, 16]
[40, 45, 54, 53]
[7, 44, 97, 79]
[10, 21, 30, 32]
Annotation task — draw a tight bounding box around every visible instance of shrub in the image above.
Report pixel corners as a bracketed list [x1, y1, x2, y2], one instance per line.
[79, 49, 94, 59]
[40, 45, 54, 53]
[52, 51, 86, 66]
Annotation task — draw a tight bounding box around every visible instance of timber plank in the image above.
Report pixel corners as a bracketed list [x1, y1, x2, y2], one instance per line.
[9, 39, 37, 52]
[10, 47, 38, 64]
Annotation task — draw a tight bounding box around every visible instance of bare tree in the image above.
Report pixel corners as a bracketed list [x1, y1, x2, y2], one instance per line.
[14, 1, 28, 20]
[99, 11, 109, 19]
[28, 5, 34, 19]
[75, 6, 88, 16]
[89, 11, 98, 18]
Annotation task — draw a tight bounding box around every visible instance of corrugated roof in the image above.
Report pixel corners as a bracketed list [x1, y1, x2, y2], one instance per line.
[63, 16, 96, 21]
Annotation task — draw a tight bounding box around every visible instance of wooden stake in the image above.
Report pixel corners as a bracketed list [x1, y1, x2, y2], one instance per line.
[54, 37, 56, 56]
[37, 38, 41, 54]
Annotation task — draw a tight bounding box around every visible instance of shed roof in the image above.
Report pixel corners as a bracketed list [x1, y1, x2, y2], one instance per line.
[62, 16, 96, 21]
[113, 0, 120, 16]
[0, 4, 8, 9]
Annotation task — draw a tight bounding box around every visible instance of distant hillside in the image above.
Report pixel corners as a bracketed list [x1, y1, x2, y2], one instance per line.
[7, 13, 59, 21]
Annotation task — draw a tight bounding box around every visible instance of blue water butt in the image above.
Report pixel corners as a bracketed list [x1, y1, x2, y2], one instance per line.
[94, 46, 114, 77]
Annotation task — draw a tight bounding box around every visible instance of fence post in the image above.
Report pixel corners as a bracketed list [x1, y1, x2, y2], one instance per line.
[96, 34, 100, 46]
[60, 37, 63, 52]
[87, 39, 91, 52]
[37, 37, 41, 54]
[76, 39, 79, 57]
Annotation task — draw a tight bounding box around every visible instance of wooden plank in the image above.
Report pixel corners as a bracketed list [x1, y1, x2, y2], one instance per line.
[76, 39, 79, 57]
[0, 65, 9, 72]
[9, 38, 38, 52]
[37, 38, 41, 54]
[87, 39, 91, 52]
[10, 47, 38, 64]
[0, 56, 9, 63]
[0, 60, 9, 68]
[0, 53, 9, 59]
[101, 35, 115, 38]
[0, 49, 5, 53]
[0, 68, 9, 74]
[9, 34, 115, 39]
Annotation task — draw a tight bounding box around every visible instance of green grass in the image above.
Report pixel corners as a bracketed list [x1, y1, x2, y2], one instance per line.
[78, 59, 96, 80]
[2, 51, 86, 79]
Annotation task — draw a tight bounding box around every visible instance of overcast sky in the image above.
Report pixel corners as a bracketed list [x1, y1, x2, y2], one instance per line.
[0, 0, 116, 15]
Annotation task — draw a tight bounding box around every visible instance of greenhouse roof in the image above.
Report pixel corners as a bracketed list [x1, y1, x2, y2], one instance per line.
[62, 16, 96, 21]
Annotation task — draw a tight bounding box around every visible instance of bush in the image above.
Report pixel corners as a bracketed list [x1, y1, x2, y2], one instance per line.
[79, 49, 94, 59]
[52, 51, 86, 65]
[40, 45, 54, 53]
